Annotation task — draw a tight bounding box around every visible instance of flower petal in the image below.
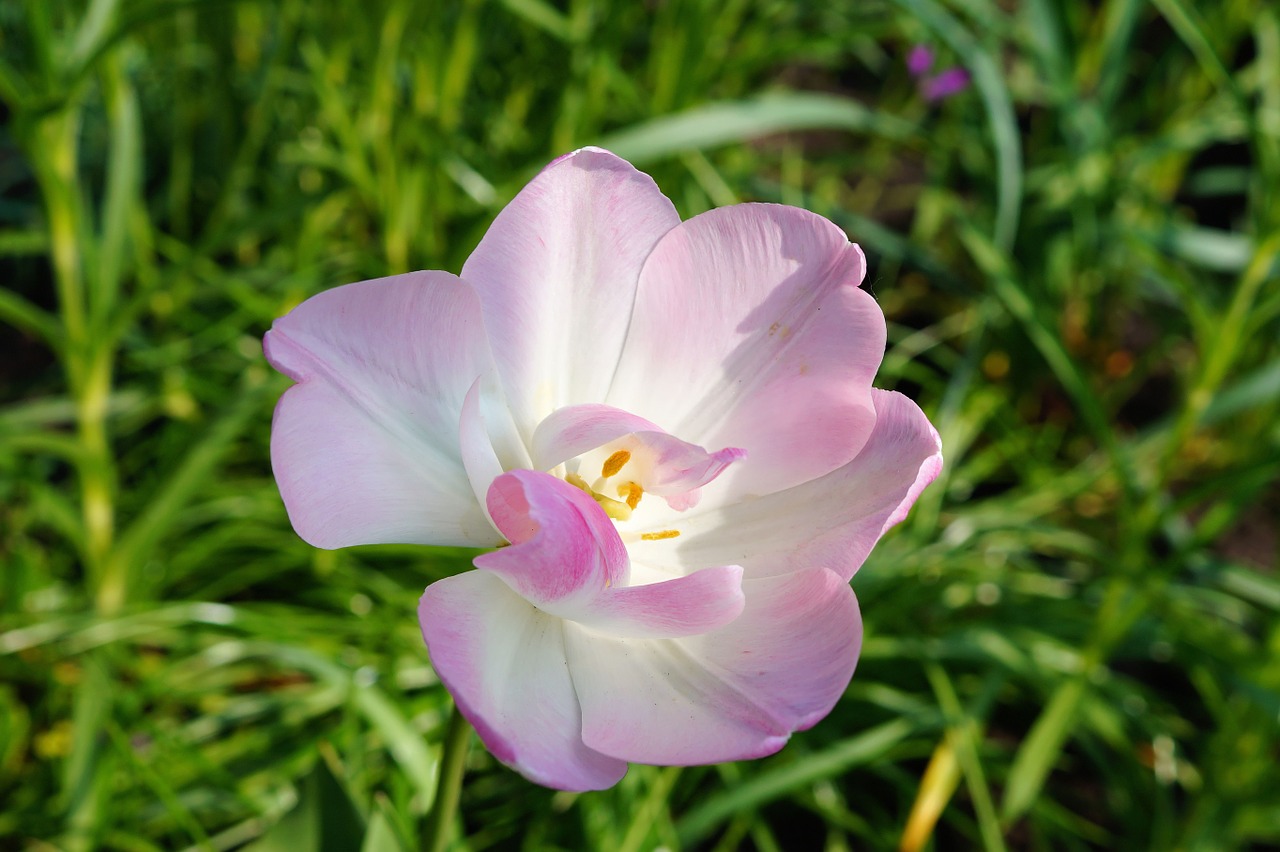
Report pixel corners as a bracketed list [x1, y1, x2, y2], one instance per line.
[264, 272, 499, 549]
[922, 67, 971, 101]
[419, 571, 626, 791]
[696, 569, 862, 732]
[531, 403, 744, 510]
[609, 203, 886, 499]
[638, 389, 942, 582]
[459, 380, 505, 533]
[531, 403, 662, 469]
[461, 148, 681, 438]
[459, 377, 533, 532]
[565, 568, 860, 765]
[475, 470, 628, 611]
[588, 565, 745, 639]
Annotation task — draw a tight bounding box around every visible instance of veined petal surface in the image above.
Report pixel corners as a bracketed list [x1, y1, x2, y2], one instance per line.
[631, 389, 942, 582]
[566, 568, 860, 765]
[609, 203, 886, 499]
[264, 272, 499, 548]
[419, 571, 626, 791]
[462, 148, 681, 438]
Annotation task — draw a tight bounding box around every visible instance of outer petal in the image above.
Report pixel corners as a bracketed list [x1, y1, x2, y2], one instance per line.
[565, 568, 860, 765]
[588, 565, 745, 639]
[634, 389, 942, 582]
[419, 571, 626, 791]
[608, 203, 886, 499]
[264, 272, 499, 549]
[461, 148, 681, 438]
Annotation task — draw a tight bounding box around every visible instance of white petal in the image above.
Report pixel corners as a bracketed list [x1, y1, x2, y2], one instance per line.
[461, 149, 681, 438]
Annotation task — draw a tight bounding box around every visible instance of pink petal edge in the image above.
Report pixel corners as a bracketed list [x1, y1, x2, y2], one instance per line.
[264, 272, 499, 549]
[461, 148, 681, 438]
[419, 571, 626, 791]
[608, 203, 885, 501]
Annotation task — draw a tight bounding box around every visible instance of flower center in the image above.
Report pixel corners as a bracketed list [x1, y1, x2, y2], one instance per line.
[561, 447, 686, 544]
[531, 403, 745, 542]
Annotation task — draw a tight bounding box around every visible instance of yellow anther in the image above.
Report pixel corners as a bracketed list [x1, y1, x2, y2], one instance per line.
[640, 530, 680, 541]
[602, 449, 631, 477]
[618, 481, 644, 510]
[566, 470, 632, 519]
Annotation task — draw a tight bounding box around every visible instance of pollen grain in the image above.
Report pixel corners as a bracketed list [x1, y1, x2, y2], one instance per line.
[619, 481, 644, 509]
[602, 450, 631, 477]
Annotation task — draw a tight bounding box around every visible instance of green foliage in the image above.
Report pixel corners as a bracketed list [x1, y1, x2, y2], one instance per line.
[2, 0, 1277, 849]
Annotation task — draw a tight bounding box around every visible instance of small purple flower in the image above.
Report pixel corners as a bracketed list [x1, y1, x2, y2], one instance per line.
[922, 67, 971, 101]
[908, 44, 970, 103]
[908, 45, 935, 77]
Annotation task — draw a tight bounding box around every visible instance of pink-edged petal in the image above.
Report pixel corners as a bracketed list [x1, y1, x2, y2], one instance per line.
[587, 565, 745, 639]
[264, 272, 499, 549]
[532, 403, 745, 510]
[693, 569, 861, 731]
[608, 203, 886, 499]
[531, 403, 662, 469]
[629, 433, 744, 510]
[564, 568, 860, 765]
[638, 389, 942, 582]
[461, 148, 681, 438]
[419, 571, 626, 791]
[475, 470, 628, 610]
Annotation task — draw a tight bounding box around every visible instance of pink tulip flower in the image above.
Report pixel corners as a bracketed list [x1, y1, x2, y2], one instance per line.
[264, 148, 942, 790]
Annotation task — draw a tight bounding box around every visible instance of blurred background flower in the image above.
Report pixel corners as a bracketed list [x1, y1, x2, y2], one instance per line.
[907, 44, 971, 102]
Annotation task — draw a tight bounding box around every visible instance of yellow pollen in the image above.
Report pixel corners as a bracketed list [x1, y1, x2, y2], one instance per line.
[640, 530, 680, 541]
[619, 481, 644, 509]
[565, 472, 592, 493]
[602, 450, 631, 477]
[566, 470, 632, 519]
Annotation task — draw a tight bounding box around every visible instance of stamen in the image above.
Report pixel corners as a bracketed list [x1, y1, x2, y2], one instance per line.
[596, 495, 633, 521]
[618, 481, 644, 510]
[566, 470, 632, 519]
[601, 449, 631, 478]
[640, 530, 680, 541]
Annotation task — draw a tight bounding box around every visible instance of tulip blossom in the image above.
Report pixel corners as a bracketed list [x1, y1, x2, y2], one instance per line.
[264, 148, 942, 790]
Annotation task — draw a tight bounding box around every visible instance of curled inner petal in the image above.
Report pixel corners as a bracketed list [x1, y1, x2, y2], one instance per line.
[477, 470, 628, 609]
[532, 403, 744, 511]
[475, 470, 745, 639]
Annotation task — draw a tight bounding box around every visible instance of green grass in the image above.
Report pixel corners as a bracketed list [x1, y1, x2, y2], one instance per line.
[2, 0, 1278, 849]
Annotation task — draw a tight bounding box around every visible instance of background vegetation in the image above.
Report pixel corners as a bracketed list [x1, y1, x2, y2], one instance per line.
[2, 0, 1278, 849]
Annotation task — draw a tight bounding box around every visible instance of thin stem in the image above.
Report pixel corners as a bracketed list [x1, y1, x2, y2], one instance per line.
[424, 702, 471, 852]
